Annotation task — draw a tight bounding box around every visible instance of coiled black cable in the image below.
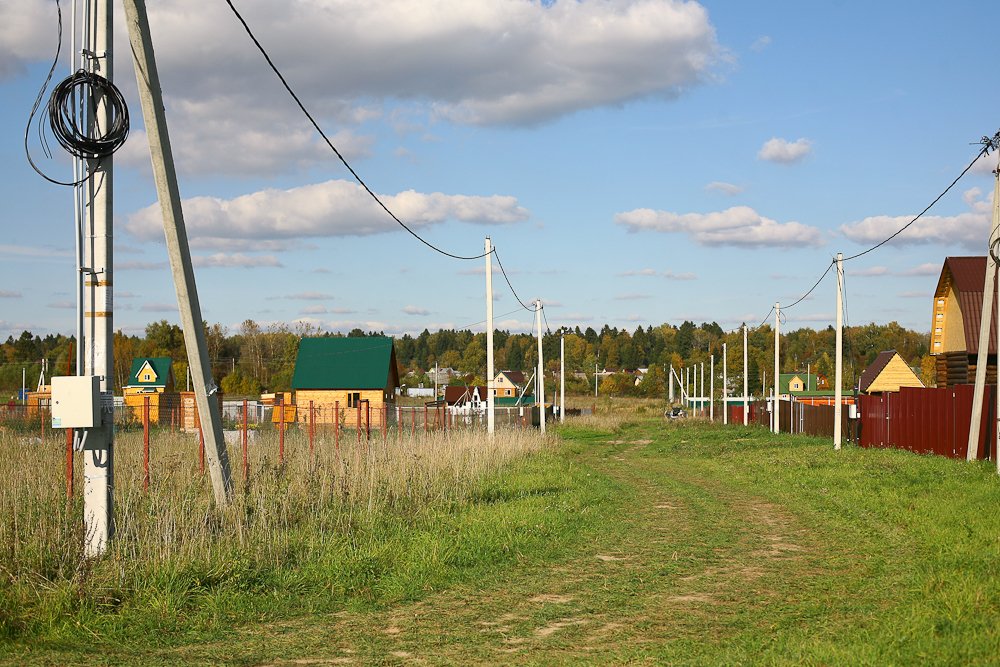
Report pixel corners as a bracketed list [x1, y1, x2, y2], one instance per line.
[48, 69, 130, 160]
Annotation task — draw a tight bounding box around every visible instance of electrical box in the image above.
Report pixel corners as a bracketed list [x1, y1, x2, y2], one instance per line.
[849, 403, 858, 419]
[51, 376, 102, 428]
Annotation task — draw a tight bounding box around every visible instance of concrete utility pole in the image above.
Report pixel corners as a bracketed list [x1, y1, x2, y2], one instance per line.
[700, 362, 705, 418]
[722, 344, 727, 425]
[743, 325, 749, 426]
[560, 334, 565, 423]
[834, 254, 844, 450]
[123, 0, 232, 503]
[969, 157, 1000, 461]
[81, 0, 115, 558]
[773, 303, 780, 434]
[710, 354, 714, 421]
[536, 299, 545, 434]
[485, 237, 495, 435]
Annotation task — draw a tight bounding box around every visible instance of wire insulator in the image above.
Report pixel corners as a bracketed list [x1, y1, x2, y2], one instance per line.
[48, 69, 129, 160]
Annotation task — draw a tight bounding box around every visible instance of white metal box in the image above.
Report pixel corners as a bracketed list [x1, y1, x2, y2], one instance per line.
[51, 376, 102, 428]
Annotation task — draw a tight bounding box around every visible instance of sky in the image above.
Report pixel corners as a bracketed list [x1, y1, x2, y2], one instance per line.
[1, 0, 998, 341]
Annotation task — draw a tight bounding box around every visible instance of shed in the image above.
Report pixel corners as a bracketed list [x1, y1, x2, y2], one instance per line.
[859, 350, 924, 394]
[291, 337, 400, 426]
[931, 257, 997, 387]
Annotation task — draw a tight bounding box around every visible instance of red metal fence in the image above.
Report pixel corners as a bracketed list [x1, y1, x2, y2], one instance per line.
[857, 385, 995, 460]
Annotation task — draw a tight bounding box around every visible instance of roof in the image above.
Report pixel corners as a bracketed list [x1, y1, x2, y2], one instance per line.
[291, 337, 400, 390]
[444, 386, 487, 405]
[128, 357, 173, 387]
[778, 373, 817, 394]
[858, 351, 897, 393]
[499, 371, 526, 385]
[940, 257, 998, 354]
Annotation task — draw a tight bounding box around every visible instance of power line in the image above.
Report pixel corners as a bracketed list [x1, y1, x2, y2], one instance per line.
[783, 259, 836, 310]
[843, 130, 1000, 262]
[222, 0, 490, 262]
[492, 248, 537, 311]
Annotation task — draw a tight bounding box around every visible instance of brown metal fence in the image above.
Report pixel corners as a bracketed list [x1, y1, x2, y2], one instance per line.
[727, 399, 858, 442]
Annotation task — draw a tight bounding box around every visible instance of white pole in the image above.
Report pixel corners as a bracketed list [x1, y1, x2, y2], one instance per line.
[82, 0, 115, 557]
[969, 159, 1000, 461]
[773, 303, 780, 434]
[710, 354, 714, 421]
[743, 325, 749, 426]
[668, 365, 674, 403]
[700, 362, 705, 418]
[485, 237, 495, 436]
[595, 363, 598, 397]
[722, 343, 727, 424]
[536, 299, 545, 435]
[835, 254, 844, 450]
[560, 334, 565, 423]
[123, 0, 233, 504]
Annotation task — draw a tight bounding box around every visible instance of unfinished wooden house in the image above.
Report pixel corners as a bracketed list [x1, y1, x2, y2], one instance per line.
[291, 337, 400, 427]
[123, 357, 179, 423]
[858, 350, 923, 394]
[931, 257, 997, 388]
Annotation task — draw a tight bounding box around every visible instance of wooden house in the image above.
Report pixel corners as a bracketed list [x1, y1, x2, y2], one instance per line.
[859, 350, 923, 394]
[931, 257, 997, 387]
[778, 373, 818, 398]
[123, 357, 179, 423]
[291, 337, 399, 427]
[493, 371, 526, 399]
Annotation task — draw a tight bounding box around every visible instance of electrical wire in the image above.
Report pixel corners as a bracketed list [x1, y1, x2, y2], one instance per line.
[492, 248, 537, 311]
[454, 307, 527, 332]
[843, 130, 1000, 262]
[541, 305, 552, 335]
[222, 0, 489, 262]
[782, 259, 836, 310]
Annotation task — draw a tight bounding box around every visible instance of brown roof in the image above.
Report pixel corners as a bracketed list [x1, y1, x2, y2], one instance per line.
[941, 257, 998, 354]
[501, 371, 526, 385]
[443, 386, 488, 405]
[859, 350, 897, 393]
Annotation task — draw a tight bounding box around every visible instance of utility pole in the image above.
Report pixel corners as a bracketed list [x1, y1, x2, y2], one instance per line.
[834, 254, 844, 450]
[773, 303, 780, 434]
[123, 0, 232, 503]
[79, 0, 115, 558]
[700, 362, 705, 418]
[969, 157, 1000, 461]
[560, 334, 565, 423]
[710, 354, 714, 421]
[595, 363, 598, 397]
[485, 237, 495, 436]
[536, 299, 545, 434]
[743, 325, 749, 426]
[722, 343, 727, 425]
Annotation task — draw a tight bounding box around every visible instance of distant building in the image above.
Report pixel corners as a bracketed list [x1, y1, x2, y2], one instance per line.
[123, 357, 177, 423]
[931, 257, 996, 388]
[493, 371, 526, 398]
[859, 350, 923, 394]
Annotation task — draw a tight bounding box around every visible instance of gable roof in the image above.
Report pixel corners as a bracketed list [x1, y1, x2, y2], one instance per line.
[443, 385, 487, 405]
[779, 373, 816, 394]
[938, 257, 998, 354]
[291, 337, 400, 390]
[497, 371, 526, 385]
[859, 350, 923, 393]
[128, 357, 173, 387]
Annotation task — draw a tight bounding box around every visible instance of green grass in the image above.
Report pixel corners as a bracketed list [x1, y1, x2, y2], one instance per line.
[4, 412, 1000, 665]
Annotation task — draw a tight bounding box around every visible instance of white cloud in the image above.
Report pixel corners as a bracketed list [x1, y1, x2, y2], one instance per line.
[62, 0, 723, 176]
[615, 206, 825, 249]
[971, 150, 999, 175]
[0, 0, 55, 80]
[839, 187, 992, 251]
[0, 290, 22, 298]
[539, 299, 562, 307]
[614, 293, 651, 300]
[403, 306, 430, 315]
[663, 270, 696, 280]
[288, 292, 333, 300]
[617, 314, 646, 322]
[898, 291, 930, 298]
[299, 305, 328, 315]
[846, 266, 890, 277]
[615, 269, 658, 277]
[47, 301, 74, 309]
[125, 180, 532, 250]
[191, 253, 284, 268]
[140, 302, 179, 312]
[703, 181, 746, 196]
[785, 313, 832, 322]
[897, 263, 941, 277]
[750, 36, 771, 52]
[116, 261, 169, 270]
[116, 291, 138, 298]
[329, 307, 357, 314]
[757, 137, 813, 165]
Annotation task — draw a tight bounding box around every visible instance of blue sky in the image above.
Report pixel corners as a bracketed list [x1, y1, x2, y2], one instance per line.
[1, 0, 997, 340]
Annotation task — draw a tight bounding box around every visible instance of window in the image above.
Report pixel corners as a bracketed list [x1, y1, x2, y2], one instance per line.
[506, 389, 512, 396]
[347, 392, 360, 407]
[143, 373, 151, 381]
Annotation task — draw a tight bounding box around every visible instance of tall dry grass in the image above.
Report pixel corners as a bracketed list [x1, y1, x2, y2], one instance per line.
[0, 422, 551, 636]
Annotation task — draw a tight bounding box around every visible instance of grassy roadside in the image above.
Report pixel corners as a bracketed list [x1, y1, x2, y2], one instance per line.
[5, 412, 1000, 665]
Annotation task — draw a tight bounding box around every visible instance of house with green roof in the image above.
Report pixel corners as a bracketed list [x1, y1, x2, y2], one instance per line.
[778, 372, 817, 398]
[123, 357, 177, 423]
[291, 337, 400, 426]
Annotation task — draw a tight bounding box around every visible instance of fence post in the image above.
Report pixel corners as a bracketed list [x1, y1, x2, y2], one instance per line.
[335, 401, 340, 459]
[309, 400, 315, 458]
[279, 398, 285, 465]
[66, 428, 74, 502]
[356, 401, 361, 445]
[398, 405, 402, 443]
[143, 396, 151, 490]
[242, 398, 249, 482]
[367, 401, 371, 440]
[411, 405, 416, 437]
[424, 404, 428, 435]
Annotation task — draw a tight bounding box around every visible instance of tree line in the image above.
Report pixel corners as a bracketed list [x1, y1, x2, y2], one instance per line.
[2, 319, 930, 399]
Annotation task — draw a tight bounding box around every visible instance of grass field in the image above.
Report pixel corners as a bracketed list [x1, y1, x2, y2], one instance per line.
[2, 408, 1000, 665]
